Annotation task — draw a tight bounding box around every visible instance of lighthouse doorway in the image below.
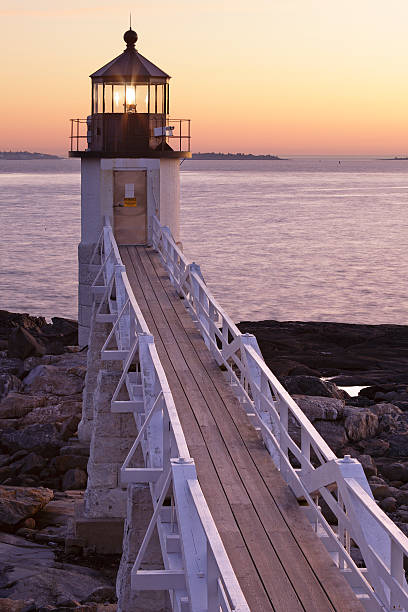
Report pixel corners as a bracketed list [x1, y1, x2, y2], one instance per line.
[113, 170, 147, 245]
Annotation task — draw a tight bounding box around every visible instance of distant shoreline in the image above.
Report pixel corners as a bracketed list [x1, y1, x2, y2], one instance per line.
[379, 156, 408, 161]
[191, 152, 285, 160]
[0, 151, 62, 160]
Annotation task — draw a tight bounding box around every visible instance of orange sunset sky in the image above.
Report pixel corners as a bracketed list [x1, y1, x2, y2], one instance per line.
[1, 0, 408, 156]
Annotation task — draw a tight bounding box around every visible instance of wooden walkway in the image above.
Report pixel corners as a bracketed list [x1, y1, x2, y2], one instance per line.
[121, 245, 364, 612]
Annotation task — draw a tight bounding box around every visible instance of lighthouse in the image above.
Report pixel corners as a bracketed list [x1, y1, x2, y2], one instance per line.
[70, 27, 191, 346]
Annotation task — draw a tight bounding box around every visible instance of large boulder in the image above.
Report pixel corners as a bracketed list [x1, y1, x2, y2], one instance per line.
[0, 423, 63, 457]
[0, 393, 46, 419]
[284, 376, 347, 399]
[8, 327, 46, 360]
[23, 365, 85, 396]
[41, 316, 78, 347]
[379, 462, 408, 483]
[0, 311, 46, 343]
[314, 420, 347, 452]
[0, 485, 53, 528]
[62, 468, 87, 490]
[294, 395, 342, 421]
[53, 455, 88, 474]
[0, 532, 111, 607]
[344, 409, 379, 442]
[19, 401, 82, 427]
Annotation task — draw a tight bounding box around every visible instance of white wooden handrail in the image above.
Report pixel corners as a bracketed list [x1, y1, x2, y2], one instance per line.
[152, 213, 408, 612]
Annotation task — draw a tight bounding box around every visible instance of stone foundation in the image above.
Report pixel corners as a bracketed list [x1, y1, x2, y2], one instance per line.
[84, 368, 137, 520]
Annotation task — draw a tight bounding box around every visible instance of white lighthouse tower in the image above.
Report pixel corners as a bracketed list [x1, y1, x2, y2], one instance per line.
[70, 27, 191, 346]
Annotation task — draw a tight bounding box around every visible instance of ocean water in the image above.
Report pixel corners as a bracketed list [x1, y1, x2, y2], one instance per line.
[0, 156, 407, 324]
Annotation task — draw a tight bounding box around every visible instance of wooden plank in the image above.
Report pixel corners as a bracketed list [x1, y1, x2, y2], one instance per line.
[141, 246, 365, 612]
[120, 248, 274, 612]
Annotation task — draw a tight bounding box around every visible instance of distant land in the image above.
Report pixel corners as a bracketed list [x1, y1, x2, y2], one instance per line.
[191, 152, 284, 160]
[380, 156, 408, 160]
[0, 151, 62, 160]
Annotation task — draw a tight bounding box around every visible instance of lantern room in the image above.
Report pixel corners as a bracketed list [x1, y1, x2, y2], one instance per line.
[69, 28, 190, 157]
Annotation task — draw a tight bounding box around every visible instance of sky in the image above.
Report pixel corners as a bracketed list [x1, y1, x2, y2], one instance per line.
[1, 0, 408, 156]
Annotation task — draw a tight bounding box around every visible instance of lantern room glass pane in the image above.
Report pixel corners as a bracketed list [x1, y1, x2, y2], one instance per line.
[92, 83, 98, 114]
[104, 85, 112, 113]
[113, 85, 125, 112]
[155, 85, 163, 114]
[97, 84, 104, 113]
[136, 85, 149, 113]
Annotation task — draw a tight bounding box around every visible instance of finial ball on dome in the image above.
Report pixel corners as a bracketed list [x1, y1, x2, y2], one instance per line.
[124, 28, 138, 48]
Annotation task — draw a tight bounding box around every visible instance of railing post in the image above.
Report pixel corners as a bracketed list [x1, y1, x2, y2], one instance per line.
[337, 456, 396, 606]
[241, 334, 281, 468]
[190, 262, 212, 351]
[114, 264, 129, 352]
[172, 458, 207, 610]
[138, 333, 163, 487]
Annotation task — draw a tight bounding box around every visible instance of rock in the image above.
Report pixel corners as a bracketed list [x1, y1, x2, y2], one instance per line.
[344, 410, 378, 442]
[314, 421, 347, 452]
[60, 445, 90, 457]
[41, 316, 78, 347]
[19, 402, 81, 427]
[359, 438, 390, 457]
[379, 497, 397, 513]
[386, 433, 408, 458]
[371, 484, 395, 500]
[62, 469, 87, 490]
[0, 310, 46, 338]
[0, 424, 63, 457]
[60, 415, 81, 440]
[358, 454, 377, 478]
[19, 453, 46, 475]
[85, 585, 117, 603]
[0, 374, 22, 400]
[23, 365, 85, 396]
[0, 392, 46, 419]
[344, 395, 375, 408]
[53, 455, 88, 474]
[397, 509, 408, 522]
[0, 485, 53, 527]
[237, 320, 408, 386]
[369, 402, 402, 417]
[0, 532, 111, 607]
[396, 490, 408, 506]
[8, 327, 46, 360]
[379, 462, 408, 483]
[0, 357, 24, 377]
[293, 395, 341, 421]
[0, 599, 32, 612]
[284, 376, 347, 399]
[24, 518, 36, 529]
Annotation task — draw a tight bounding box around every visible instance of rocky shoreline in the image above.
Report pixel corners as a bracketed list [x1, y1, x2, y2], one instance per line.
[0, 310, 117, 611]
[2, 312, 408, 608]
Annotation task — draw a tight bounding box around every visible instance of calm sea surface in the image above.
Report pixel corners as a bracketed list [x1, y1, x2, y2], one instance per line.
[0, 157, 407, 324]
